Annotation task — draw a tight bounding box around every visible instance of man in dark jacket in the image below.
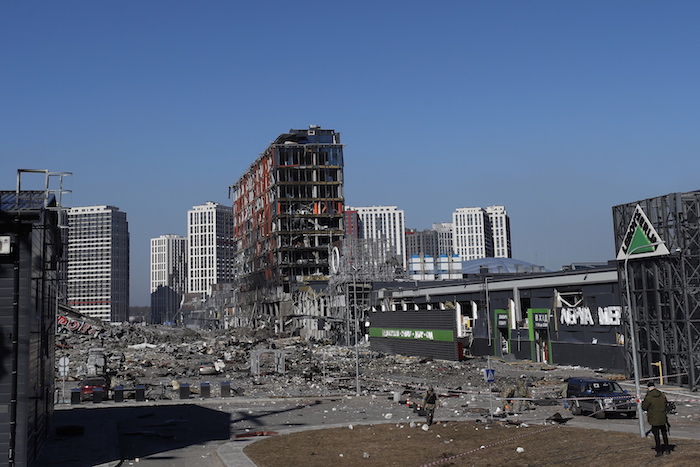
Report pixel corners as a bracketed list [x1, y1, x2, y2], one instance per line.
[642, 381, 670, 457]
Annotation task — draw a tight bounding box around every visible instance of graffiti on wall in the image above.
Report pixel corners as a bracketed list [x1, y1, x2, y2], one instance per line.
[559, 306, 621, 326]
[57, 315, 102, 336]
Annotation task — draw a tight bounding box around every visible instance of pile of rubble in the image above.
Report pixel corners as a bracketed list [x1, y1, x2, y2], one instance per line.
[56, 324, 606, 402]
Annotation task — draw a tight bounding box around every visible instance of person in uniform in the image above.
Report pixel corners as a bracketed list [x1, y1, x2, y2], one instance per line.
[423, 387, 438, 425]
[642, 381, 671, 457]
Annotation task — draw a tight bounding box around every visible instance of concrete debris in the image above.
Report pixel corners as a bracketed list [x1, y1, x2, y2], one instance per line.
[55, 323, 620, 406]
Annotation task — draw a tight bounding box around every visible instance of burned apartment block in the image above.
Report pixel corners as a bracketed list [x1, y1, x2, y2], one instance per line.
[231, 126, 345, 335]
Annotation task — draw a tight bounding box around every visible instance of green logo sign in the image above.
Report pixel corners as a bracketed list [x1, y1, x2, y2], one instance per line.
[616, 204, 670, 260]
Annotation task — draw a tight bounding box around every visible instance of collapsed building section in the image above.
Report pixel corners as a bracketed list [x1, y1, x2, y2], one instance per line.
[231, 126, 345, 336]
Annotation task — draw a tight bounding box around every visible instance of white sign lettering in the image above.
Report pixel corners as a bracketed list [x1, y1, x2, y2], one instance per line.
[597, 306, 621, 326]
[381, 329, 435, 340]
[559, 306, 621, 326]
[560, 307, 594, 326]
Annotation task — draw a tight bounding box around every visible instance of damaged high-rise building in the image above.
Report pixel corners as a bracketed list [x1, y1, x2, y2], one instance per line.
[230, 126, 345, 335]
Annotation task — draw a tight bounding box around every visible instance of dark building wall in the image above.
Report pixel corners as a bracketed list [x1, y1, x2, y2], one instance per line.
[0, 199, 60, 466]
[370, 269, 626, 370]
[150, 285, 181, 324]
[369, 309, 461, 361]
[549, 283, 625, 372]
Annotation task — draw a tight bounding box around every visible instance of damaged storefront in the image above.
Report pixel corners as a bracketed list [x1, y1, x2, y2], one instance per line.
[369, 265, 626, 372]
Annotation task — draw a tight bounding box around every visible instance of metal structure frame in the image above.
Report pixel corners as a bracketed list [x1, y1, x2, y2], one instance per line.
[326, 237, 401, 344]
[613, 191, 700, 390]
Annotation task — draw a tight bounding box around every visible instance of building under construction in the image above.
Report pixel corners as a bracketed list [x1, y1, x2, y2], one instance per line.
[230, 126, 345, 335]
[612, 190, 700, 390]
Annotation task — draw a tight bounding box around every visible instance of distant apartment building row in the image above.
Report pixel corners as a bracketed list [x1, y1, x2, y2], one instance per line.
[65, 205, 129, 322]
[150, 234, 187, 324]
[345, 205, 406, 268]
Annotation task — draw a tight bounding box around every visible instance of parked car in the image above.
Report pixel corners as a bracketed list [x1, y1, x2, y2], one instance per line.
[198, 361, 218, 375]
[78, 377, 108, 401]
[566, 377, 636, 419]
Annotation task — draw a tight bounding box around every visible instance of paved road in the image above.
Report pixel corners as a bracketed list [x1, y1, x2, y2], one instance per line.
[36, 385, 700, 467]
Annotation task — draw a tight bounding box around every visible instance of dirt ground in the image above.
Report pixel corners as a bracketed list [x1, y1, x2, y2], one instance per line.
[244, 420, 700, 467]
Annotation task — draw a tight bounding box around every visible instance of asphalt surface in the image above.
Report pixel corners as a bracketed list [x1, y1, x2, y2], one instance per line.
[35, 383, 700, 467]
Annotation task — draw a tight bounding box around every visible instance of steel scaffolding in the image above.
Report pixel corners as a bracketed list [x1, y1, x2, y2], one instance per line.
[326, 237, 403, 344]
[613, 191, 700, 390]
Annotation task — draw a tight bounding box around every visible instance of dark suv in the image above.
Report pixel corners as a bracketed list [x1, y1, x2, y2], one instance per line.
[566, 377, 636, 419]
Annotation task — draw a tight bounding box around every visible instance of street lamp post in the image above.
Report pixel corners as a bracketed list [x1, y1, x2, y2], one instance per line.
[624, 241, 665, 437]
[352, 267, 360, 395]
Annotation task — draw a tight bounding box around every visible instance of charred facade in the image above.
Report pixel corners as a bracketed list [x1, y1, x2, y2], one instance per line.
[231, 126, 344, 334]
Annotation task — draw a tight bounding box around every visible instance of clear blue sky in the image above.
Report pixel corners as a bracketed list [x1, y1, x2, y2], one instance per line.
[2, 1, 699, 306]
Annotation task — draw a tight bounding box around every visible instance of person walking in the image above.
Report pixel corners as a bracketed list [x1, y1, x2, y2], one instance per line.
[423, 387, 438, 426]
[642, 381, 671, 457]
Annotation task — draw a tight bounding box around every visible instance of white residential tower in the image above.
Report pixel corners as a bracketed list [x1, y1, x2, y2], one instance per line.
[150, 234, 187, 323]
[452, 205, 511, 261]
[346, 205, 407, 268]
[66, 205, 129, 322]
[187, 201, 235, 295]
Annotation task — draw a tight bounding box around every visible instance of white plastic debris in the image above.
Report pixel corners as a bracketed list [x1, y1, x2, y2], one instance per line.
[516, 447, 525, 453]
[363, 452, 370, 458]
[348, 425, 353, 429]
[384, 413, 393, 419]
[127, 343, 157, 350]
[422, 424, 430, 431]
